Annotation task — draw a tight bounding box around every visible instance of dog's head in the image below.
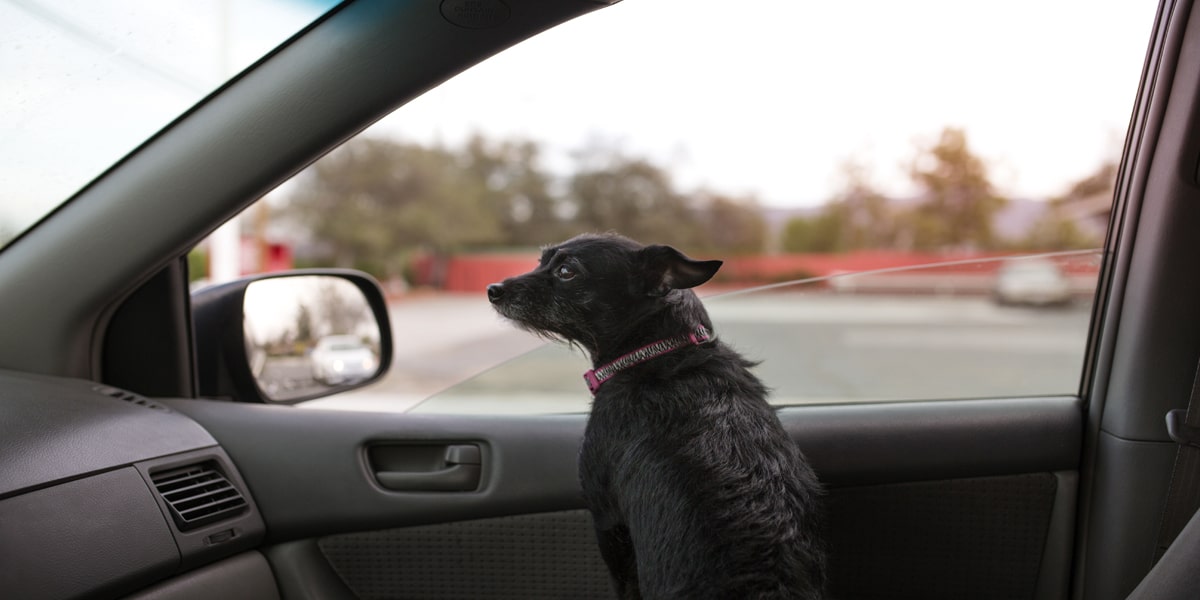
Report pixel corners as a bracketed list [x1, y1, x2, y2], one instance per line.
[487, 233, 722, 355]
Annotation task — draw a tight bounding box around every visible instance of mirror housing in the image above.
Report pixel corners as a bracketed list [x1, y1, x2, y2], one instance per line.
[192, 269, 393, 404]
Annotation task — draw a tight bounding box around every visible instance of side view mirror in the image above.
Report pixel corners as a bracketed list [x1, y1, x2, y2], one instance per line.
[192, 270, 393, 403]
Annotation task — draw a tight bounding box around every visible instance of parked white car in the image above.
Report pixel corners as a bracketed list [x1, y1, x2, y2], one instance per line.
[993, 258, 1072, 306]
[310, 335, 378, 385]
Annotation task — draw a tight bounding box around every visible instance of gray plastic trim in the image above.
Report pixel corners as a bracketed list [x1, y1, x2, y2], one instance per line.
[1035, 471, 1079, 600]
[0, 369, 215, 498]
[266, 540, 358, 600]
[124, 552, 280, 600]
[0, 468, 179, 600]
[1079, 431, 1178, 600]
[164, 395, 1082, 544]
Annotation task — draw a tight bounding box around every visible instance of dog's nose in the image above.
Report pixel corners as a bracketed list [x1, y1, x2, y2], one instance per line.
[487, 283, 504, 303]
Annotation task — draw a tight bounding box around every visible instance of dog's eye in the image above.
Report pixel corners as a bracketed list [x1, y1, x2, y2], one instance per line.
[554, 264, 577, 281]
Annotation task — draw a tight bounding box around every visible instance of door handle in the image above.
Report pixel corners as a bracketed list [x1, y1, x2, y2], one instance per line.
[370, 444, 482, 492]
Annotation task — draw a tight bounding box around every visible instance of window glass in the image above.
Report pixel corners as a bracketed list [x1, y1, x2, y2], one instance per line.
[298, 250, 1099, 414]
[0, 0, 339, 250]
[204, 1, 1152, 414]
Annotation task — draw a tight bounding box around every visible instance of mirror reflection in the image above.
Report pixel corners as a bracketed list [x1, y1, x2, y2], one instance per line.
[243, 276, 382, 401]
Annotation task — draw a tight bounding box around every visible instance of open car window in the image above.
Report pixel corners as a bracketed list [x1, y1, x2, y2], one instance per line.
[296, 250, 1100, 414]
[198, 0, 1151, 414]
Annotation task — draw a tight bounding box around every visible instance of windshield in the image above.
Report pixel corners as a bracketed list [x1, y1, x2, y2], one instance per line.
[0, 0, 340, 249]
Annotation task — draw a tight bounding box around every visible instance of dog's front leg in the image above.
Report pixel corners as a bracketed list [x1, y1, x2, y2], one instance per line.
[593, 521, 641, 600]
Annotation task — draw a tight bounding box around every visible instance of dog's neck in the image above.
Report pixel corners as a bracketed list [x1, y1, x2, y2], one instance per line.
[583, 324, 712, 394]
[581, 289, 715, 392]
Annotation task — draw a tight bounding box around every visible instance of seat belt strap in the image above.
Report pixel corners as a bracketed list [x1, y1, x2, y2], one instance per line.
[1153, 356, 1200, 563]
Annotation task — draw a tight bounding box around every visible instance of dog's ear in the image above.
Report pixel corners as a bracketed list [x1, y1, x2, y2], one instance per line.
[638, 245, 723, 297]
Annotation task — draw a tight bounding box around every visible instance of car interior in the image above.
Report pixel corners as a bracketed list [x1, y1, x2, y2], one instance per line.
[2, 0, 1200, 599]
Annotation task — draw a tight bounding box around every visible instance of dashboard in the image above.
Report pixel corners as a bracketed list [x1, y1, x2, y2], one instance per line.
[0, 369, 270, 600]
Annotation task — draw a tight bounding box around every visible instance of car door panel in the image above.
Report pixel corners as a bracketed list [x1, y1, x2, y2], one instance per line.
[3, 0, 1187, 595]
[307, 476, 1067, 600]
[122, 552, 281, 600]
[315, 510, 612, 600]
[162, 400, 590, 539]
[168, 395, 1079, 599]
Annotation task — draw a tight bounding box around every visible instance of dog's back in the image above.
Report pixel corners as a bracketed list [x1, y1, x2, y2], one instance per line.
[582, 341, 826, 599]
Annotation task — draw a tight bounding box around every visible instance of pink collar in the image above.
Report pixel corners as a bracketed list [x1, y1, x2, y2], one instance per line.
[583, 325, 712, 395]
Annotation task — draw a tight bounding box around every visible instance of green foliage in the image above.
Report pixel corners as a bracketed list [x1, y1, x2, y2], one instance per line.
[1017, 160, 1114, 251]
[285, 137, 505, 276]
[568, 154, 704, 249]
[1059, 161, 1118, 202]
[294, 303, 314, 344]
[780, 160, 894, 253]
[283, 134, 768, 280]
[906, 129, 1006, 249]
[904, 127, 1007, 251]
[695, 192, 767, 255]
[1020, 213, 1099, 250]
[461, 134, 568, 246]
[783, 127, 1010, 254]
[187, 248, 208, 282]
[279, 126, 1108, 281]
[780, 211, 845, 253]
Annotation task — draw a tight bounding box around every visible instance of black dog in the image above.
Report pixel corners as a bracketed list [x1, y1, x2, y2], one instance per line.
[487, 233, 826, 599]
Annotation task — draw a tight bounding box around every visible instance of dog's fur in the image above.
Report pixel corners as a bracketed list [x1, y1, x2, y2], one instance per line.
[488, 233, 826, 600]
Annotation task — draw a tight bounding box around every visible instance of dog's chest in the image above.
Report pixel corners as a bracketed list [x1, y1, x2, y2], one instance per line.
[577, 394, 699, 511]
[577, 399, 646, 495]
[578, 405, 625, 488]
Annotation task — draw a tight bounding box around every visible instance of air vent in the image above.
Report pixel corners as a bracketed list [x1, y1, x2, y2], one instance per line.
[151, 462, 248, 531]
[95, 385, 166, 411]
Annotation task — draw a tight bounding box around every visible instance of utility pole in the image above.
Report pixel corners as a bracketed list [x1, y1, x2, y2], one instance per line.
[207, 0, 241, 282]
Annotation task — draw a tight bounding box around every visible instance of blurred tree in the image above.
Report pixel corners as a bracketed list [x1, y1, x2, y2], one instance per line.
[1020, 160, 1115, 250]
[294, 303, 315, 345]
[824, 159, 896, 250]
[780, 211, 845, 253]
[1060, 160, 1118, 201]
[286, 136, 503, 277]
[1020, 214, 1097, 250]
[568, 151, 704, 249]
[314, 279, 372, 336]
[904, 127, 1007, 251]
[694, 191, 767, 255]
[892, 210, 947, 252]
[779, 160, 894, 253]
[461, 134, 566, 246]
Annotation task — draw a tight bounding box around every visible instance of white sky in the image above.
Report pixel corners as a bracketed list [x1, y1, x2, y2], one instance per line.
[1, 0, 1161, 237]
[383, 0, 1156, 207]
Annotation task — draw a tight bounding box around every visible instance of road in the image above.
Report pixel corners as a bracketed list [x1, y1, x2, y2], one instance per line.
[301, 291, 1094, 415]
